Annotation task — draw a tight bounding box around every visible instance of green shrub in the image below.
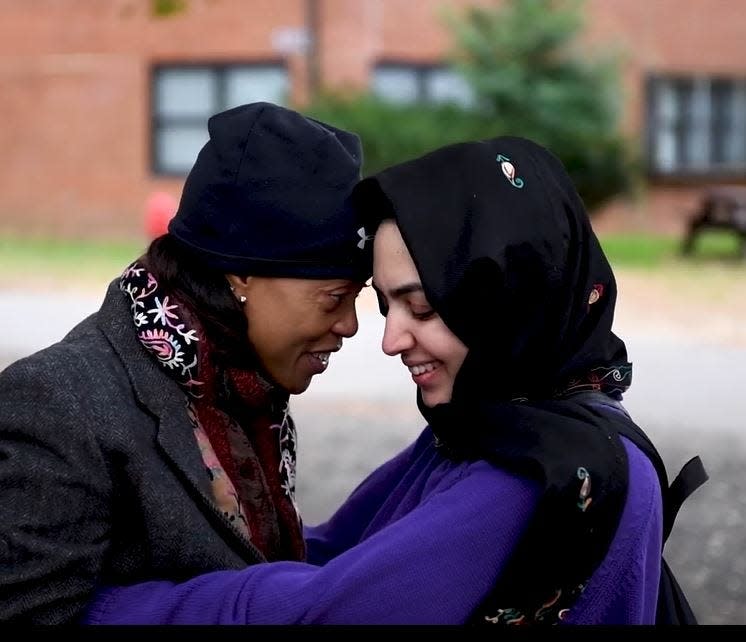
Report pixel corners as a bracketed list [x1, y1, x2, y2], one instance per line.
[307, 91, 636, 212]
[306, 94, 486, 177]
[305, 0, 639, 213]
[448, 0, 640, 211]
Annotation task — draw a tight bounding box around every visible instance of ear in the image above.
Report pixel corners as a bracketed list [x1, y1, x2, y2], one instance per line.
[225, 274, 252, 291]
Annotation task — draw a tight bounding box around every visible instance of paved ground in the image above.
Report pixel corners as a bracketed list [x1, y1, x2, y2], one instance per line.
[1, 281, 744, 624]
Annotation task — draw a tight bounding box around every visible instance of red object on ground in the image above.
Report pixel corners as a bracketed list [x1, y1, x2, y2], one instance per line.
[145, 191, 177, 239]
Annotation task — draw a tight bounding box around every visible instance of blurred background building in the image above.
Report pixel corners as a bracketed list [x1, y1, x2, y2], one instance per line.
[1, 0, 746, 238]
[1, 3, 745, 623]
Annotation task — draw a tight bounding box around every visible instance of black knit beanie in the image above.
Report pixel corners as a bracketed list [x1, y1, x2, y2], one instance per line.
[168, 102, 372, 281]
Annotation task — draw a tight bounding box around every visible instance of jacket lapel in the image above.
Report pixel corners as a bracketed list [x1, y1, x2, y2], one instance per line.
[96, 280, 265, 563]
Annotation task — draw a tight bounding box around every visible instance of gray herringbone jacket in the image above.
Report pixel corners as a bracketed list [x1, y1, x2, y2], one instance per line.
[0, 281, 265, 623]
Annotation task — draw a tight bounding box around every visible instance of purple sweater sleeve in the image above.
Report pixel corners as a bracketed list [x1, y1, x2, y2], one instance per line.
[84, 461, 540, 625]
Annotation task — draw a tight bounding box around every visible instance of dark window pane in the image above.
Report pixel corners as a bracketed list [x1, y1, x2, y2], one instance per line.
[152, 64, 288, 175]
[156, 125, 208, 174]
[225, 67, 289, 109]
[373, 66, 420, 104]
[424, 68, 475, 107]
[673, 79, 695, 168]
[156, 68, 215, 118]
[710, 80, 732, 165]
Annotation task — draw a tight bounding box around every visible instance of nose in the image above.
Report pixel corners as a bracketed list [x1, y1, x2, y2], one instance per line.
[332, 304, 359, 338]
[381, 312, 415, 356]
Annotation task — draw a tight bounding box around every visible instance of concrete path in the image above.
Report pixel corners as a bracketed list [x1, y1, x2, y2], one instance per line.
[1, 287, 744, 624]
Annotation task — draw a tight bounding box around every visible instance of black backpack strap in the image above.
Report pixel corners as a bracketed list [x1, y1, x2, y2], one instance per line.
[658, 558, 699, 624]
[595, 407, 708, 543]
[657, 458, 707, 624]
[569, 392, 707, 624]
[664, 456, 708, 542]
[570, 392, 708, 542]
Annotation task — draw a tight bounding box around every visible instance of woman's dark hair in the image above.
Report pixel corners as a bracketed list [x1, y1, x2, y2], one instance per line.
[143, 234, 256, 368]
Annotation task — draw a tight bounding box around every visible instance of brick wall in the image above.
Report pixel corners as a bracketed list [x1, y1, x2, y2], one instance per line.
[1, 0, 745, 238]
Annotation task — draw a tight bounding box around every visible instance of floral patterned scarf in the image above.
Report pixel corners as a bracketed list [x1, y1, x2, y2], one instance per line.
[120, 262, 305, 561]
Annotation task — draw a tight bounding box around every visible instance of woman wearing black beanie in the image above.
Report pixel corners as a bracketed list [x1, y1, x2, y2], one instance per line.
[0, 102, 373, 623]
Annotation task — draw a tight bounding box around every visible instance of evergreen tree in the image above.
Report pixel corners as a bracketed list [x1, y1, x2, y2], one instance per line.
[446, 0, 637, 209]
[308, 0, 638, 211]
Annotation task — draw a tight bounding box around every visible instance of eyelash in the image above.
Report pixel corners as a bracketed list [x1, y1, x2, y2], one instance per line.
[374, 291, 434, 320]
[413, 309, 436, 321]
[328, 293, 348, 307]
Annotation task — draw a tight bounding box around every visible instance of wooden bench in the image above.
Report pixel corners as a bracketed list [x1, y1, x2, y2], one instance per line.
[681, 186, 746, 258]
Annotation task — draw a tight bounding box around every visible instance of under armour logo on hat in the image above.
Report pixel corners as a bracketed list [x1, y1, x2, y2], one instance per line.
[357, 226, 374, 250]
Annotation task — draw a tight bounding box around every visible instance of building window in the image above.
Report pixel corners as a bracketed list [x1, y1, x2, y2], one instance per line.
[647, 75, 746, 176]
[152, 63, 289, 175]
[372, 63, 474, 108]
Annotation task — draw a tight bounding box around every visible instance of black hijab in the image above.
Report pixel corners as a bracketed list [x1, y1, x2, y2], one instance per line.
[354, 137, 637, 625]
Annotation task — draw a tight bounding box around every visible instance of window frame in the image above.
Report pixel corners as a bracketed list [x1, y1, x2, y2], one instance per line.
[372, 60, 473, 107]
[645, 73, 746, 181]
[150, 61, 288, 177]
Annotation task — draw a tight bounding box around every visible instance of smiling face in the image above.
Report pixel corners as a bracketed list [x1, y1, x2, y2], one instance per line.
[228, 274, 364, 394]
[373, 220, 468, 407]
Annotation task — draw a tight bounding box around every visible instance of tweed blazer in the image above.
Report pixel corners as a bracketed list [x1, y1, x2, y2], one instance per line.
[0, 280, 266, 623]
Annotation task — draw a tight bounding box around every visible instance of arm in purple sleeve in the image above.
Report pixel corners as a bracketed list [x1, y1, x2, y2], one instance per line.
[84, 461, 540, 625]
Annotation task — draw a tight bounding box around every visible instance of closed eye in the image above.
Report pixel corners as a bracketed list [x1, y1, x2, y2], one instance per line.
[328, 287, 364, 307]
[413, 309, 436, 321]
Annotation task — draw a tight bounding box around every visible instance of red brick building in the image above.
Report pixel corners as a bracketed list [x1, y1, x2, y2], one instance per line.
[1, 0, 745, 238]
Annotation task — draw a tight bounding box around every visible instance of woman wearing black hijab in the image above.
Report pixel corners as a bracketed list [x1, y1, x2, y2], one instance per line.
[361, 136, 662, 624]
[82, 137, 664, 625]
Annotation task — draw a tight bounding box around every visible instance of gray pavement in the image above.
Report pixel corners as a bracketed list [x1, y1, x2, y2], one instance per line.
[1, 288, 744, 624]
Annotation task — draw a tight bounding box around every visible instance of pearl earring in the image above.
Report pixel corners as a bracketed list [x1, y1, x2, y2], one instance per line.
[229, 284, 246, 303]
